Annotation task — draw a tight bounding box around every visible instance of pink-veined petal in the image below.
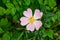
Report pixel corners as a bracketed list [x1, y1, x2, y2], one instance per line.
[26, 24, 35, 32]
[34, 9, 43, 19]
[34, 21, 42, 30]
[20, 17, 28, 26]
[23, 8, 32, 18]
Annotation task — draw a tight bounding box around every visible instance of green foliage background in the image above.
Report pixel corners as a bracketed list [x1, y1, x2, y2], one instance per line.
[0, 0, 60, 40]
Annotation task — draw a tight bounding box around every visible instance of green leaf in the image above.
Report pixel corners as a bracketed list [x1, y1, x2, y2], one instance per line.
[48, 0, 56, 8]
[0, 28, 4, 34]
[41, 29, 47, 37]
[47, 30, 54, 39]
[38, 0, 43, 5]
[24, 0, 31, 6]
[51, 17, 56, 23]
[0, 7, 5, 16]
[11, 8, 16, 16]
[55, 10, 60, 21]
[42, 29, 54, 39]
[11, 31, 21, 40]
[18, 0, 22, 6]
[5, 9, 11, 15]
[13, 0, 20, 12]
[46, 6, 50, 11]
[13, 0, 18, 5]
[0, 18, 8, 26]
[2, 0, 10, 4]
[13, 15, 18, 22]
[5, 8, 16, 15]
[2, 32, 10, 40]
[46, 23, 51, 28]
[44, 0, 48, 5]
[5, 3, 16, 15]
[6, 2, 14, 8]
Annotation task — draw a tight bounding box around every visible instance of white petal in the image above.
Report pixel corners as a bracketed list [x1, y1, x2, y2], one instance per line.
[23, 8, 32, 18]
[26, 24, 35, 32]
[34, 21, 42, 30]
[34, 9, 43, 19]
[20, 17, 28, 26]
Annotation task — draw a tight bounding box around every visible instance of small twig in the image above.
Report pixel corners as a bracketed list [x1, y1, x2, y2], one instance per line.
[50, 22, 60, 29]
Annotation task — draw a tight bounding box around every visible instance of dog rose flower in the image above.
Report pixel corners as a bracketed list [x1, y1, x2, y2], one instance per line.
[20, 8, 43, 31]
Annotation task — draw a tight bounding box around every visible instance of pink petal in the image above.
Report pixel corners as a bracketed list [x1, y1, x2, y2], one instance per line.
[23, 8, 32, 18]
[20, 17, 28, 26]
[26, 24, 35, 32]
[34, 21, 42, 30]
[34, 9, 43, 19]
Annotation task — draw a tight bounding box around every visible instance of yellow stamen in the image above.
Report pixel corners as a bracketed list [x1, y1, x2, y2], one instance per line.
[29, 17, 35, 23]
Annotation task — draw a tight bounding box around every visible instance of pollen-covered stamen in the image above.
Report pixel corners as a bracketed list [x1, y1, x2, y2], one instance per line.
[29, 17, 35, 23]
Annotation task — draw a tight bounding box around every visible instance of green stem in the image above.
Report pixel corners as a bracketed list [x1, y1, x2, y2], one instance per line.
[17, 32, 24, 40]
[16, 28, 26, 30]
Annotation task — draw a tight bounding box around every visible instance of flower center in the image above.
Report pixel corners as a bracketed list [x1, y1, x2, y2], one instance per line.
[29, 17, 35, 23]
